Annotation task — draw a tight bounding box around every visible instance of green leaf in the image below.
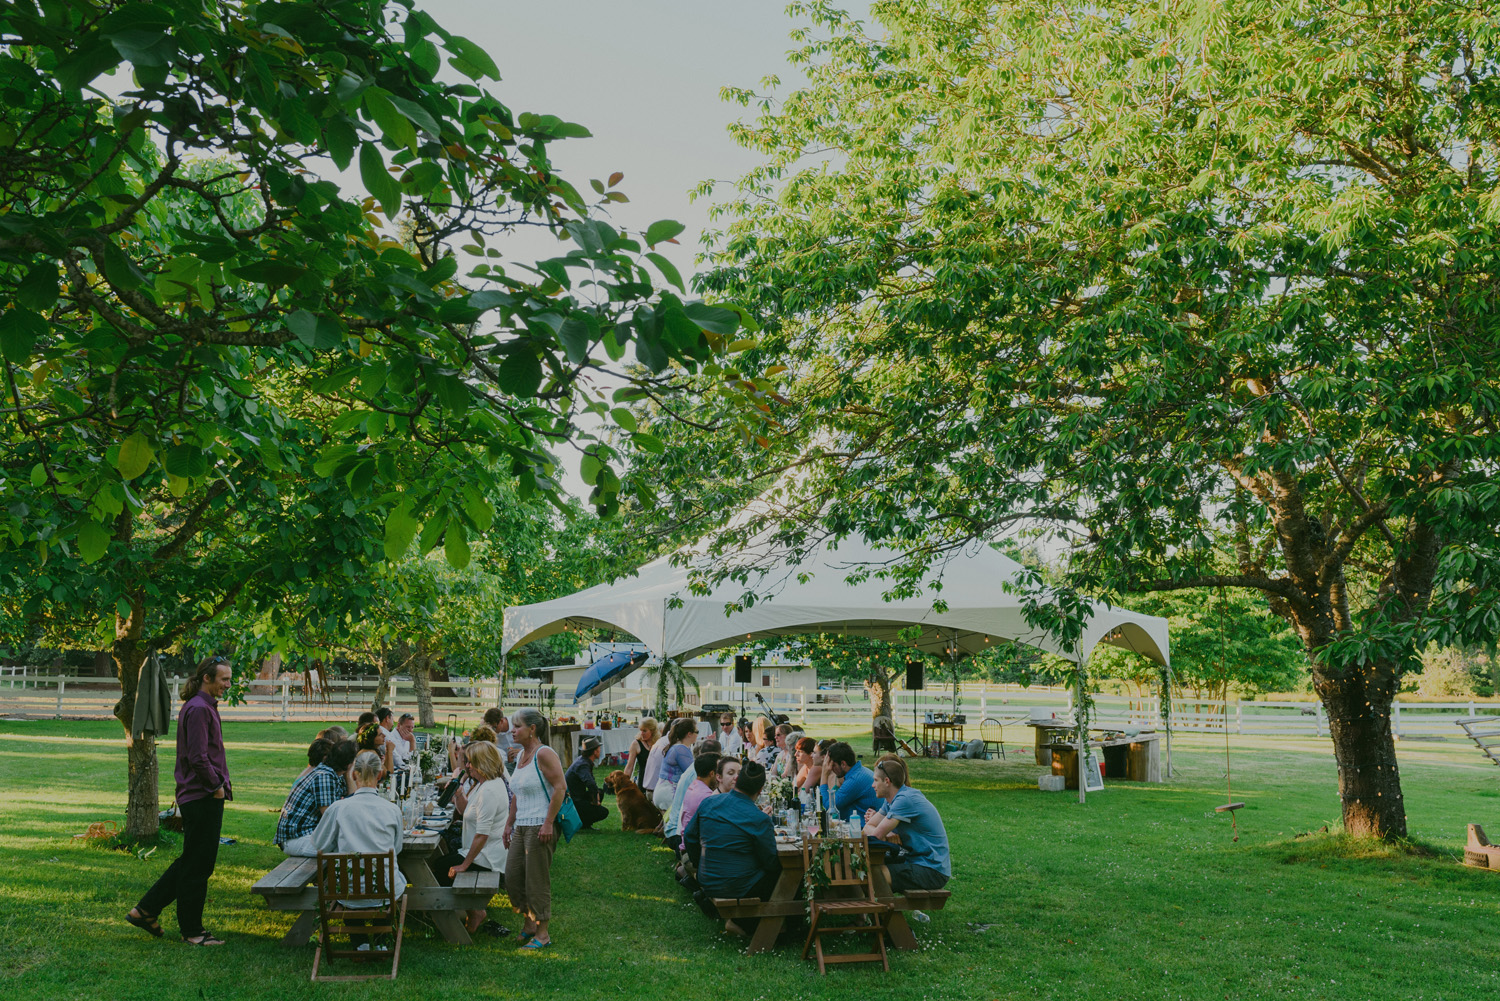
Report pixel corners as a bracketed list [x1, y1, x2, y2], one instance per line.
[76, 520, 111, 565]
[446, 35, 501, 80]
[17, 265, 59, 310]
[384, 501, 419, 561]
[462, 486, 494, 532]
[115, 433, 154, 481]
[287, 310, 344, 350]
[557, 316, 593, 364]
[611, 408, 638, 432]
[683, 302, 740, 336]
[411, 39, 441, 77]
[631, 432, 665, 454]
[360, 142, 402, 217]
[444, 521, 471, 569]
[388, 95, 443, 139]
[418, 512, 448, 555]
[231, 259, 305, 286]
[645, 252, 685, 293]
[645, 220, 686, 246]
[580, 452, 602, 486]
[1, 308, 45, 364]
[98, 241, 149, 290]
[30, 463, 47, 488]
[363, 90, 417, 151]
[324, 117, 357, 171]
[496, 350, 543, 398]
[163, 445, 209, 479]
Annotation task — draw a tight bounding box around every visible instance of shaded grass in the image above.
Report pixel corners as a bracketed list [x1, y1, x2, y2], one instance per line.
[0, 720, 1497, 999]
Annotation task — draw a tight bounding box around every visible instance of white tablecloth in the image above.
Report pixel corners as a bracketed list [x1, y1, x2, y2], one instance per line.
[569, 727, 638, 763]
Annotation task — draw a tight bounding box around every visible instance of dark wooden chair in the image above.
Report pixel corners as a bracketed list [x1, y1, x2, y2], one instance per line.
[800, 835, 894, 974]
[311, 851, 407, 982]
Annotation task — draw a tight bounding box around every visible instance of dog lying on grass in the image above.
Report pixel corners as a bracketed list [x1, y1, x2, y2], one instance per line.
[603, 769, 662, 833]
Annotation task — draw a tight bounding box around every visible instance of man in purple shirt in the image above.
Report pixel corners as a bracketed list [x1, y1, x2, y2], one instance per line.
[127, 657, 233, 946]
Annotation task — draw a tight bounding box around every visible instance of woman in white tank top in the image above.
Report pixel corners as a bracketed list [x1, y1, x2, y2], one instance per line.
[504, 709, 566, 949]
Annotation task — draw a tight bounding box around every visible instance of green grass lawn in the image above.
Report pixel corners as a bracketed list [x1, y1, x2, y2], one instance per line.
[2, 720, 1498, 1000]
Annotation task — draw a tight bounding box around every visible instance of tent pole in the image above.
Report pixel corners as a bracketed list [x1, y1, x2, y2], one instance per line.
[1076, 659, 1087, 805]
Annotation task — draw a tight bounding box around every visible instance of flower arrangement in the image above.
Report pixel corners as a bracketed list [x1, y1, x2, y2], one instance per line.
[765, 776, 797, 811]
[801, 837, 870, 915]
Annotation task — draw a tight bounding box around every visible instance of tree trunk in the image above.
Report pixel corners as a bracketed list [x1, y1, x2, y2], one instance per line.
[1318, 668, 1407, 839]
[411, 653, 435, 728]
[111, 587, 159, 839]
[866, 672, 895, 752]
[371, 641, 391, 711]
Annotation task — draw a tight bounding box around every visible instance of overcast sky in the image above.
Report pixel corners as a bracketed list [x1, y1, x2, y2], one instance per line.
[418, 0, 854, 277]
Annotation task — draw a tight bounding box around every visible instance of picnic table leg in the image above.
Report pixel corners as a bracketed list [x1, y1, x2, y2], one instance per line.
[871, 860, 919, 950]
[401, 856, 473, 945]
[744, 867, 803, 955]
[280, 909, 319, 947]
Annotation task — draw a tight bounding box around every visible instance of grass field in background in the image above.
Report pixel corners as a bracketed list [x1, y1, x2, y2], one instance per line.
[2, 719, 1498, 1001]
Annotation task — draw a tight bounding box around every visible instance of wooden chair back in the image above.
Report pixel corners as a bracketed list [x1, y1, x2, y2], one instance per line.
[311, 851, 406, 982]
[802, 835, 879, 902]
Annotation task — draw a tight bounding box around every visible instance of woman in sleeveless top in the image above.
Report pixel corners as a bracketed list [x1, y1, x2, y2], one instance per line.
[504, 709, 566, 949]
[624, 718, 658, 788]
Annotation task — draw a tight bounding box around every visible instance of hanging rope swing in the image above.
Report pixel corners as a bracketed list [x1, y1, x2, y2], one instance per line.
[1213, 587, 1244, 838]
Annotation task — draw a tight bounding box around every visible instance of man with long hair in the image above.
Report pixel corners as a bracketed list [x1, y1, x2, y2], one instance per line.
[126, 656, 233, 946]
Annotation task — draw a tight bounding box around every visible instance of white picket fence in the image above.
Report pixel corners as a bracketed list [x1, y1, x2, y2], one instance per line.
[0, 666, 1493, 738]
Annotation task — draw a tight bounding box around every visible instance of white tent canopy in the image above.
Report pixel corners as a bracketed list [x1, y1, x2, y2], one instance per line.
[502, 534, 1170, 669]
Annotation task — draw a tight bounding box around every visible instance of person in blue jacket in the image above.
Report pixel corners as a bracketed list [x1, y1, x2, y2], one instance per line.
[684, 760, 782, 932]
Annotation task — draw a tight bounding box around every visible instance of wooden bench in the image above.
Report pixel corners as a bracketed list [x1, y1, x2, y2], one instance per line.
[251, 856, 501, 946]
[713, 889, 950, 920]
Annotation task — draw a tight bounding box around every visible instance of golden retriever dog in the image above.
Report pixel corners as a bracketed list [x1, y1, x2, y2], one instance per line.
[604, 769, 661, 833]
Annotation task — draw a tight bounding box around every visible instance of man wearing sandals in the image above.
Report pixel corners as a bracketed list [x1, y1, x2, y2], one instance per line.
[126, 657, 233, 947]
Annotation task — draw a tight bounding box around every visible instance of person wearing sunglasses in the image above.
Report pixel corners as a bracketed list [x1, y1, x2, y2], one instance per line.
[861, 756, 951, 893]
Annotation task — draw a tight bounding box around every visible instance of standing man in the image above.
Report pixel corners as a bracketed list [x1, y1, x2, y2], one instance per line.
[482, 706, 519, 770]
[716, 712, 744, 756]
[126, 657, 233, 946]
[565, 736, 609, 830]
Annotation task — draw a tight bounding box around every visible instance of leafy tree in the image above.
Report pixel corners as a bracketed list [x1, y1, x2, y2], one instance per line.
[700, 0, 1500, 838]
[0, 0, 755, 836]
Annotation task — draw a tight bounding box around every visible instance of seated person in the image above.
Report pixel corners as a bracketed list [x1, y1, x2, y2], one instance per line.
[276, 738, 357, 856]
[355, 722, 395, 783]
[861, 756, 950, 892]
[310, 750, 407, 914]
[676, 752, 721, 850]
[684, 761, 782, 929]
[716, 713, 744, 756]
[566, 736, 609, 830]
[824, 741, 882, 822]
[442, 741, 508, 933]
[665, 739, 721, 844]
[715, 754, 742, 794]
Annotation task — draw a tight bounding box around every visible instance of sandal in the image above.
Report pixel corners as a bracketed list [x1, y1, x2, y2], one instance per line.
[520, 938, 552, 950]
[182, 931, 226, 947]
[126, 909, 163, 938]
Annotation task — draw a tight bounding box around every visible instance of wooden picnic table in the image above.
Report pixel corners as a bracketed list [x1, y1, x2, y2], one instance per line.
[713, 840, 948, 955]
[251, 830, 500, 947]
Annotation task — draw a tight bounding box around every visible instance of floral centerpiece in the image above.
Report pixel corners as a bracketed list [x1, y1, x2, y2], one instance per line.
[765, 776, 797, 812]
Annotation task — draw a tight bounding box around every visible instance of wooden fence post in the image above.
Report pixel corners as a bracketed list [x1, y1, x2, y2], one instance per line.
[1315, 703, 1325, 738]
[54, 677, 65, 717]
[1392, 702, 1402, 738]
[1236, 703, 1243, 735]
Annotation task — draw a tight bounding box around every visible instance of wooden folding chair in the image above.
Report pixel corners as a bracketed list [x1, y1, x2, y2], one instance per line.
[801, 835, 894, 974]
[311, 851, 407, 982]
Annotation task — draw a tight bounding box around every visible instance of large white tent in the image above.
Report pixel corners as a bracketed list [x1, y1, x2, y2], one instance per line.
[502, 534, 1170, 670]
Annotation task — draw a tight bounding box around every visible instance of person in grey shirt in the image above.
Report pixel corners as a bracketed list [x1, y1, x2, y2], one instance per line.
[312, 751, 406, 905]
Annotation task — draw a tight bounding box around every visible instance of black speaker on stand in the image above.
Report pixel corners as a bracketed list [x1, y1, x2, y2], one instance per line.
[735, 655, 752, 723]
[906, 660, 924, 755]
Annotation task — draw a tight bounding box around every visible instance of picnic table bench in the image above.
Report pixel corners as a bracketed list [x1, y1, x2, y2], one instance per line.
[711, 841, 950, 954]
[251, 832, 500, 946]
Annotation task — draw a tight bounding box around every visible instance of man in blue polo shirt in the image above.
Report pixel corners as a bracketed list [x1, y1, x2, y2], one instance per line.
[684, 760, 782, 930]
[825, 741, 882, 822]
[862, 756, 951, 892]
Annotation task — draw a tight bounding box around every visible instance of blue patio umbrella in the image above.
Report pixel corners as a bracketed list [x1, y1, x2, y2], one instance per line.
[573, 650, 650, 704]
